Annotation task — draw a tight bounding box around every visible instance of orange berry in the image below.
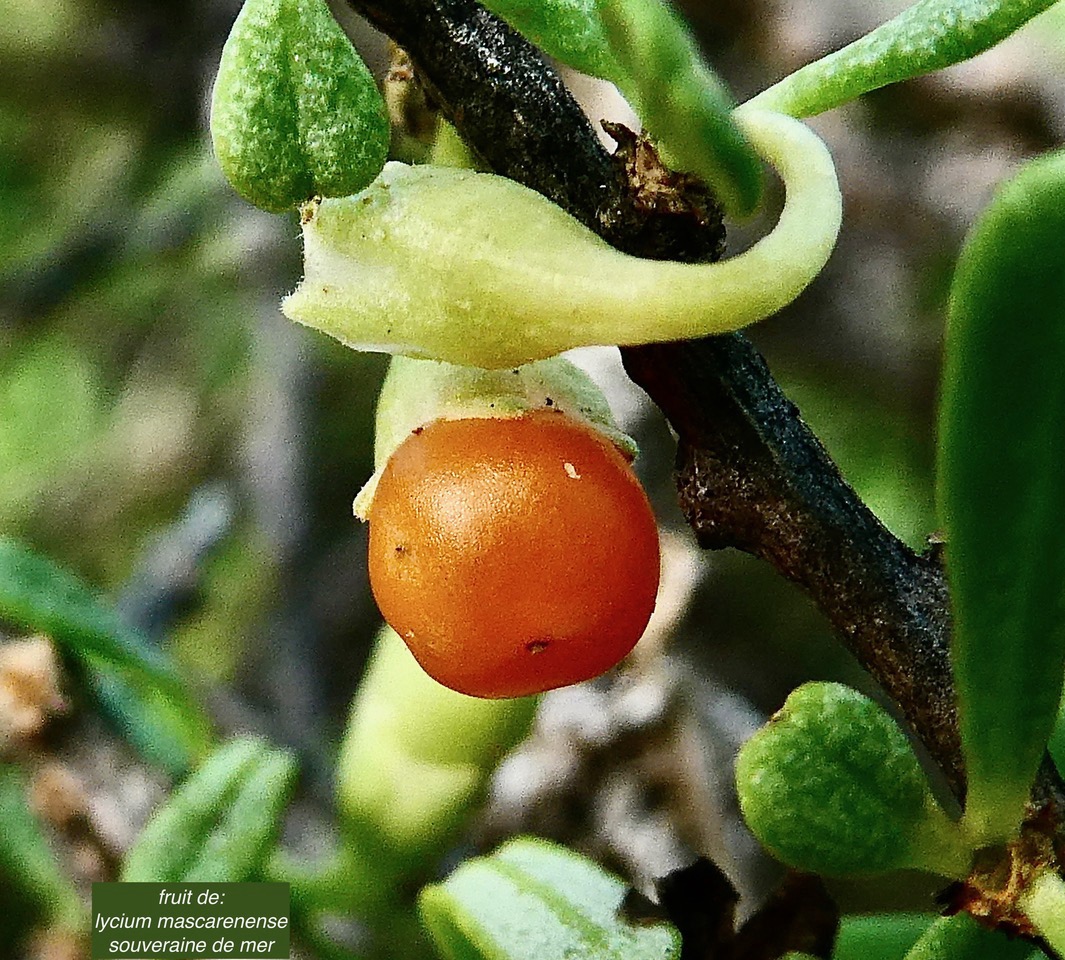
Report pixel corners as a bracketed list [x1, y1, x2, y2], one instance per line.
[367, 411, 660, 698]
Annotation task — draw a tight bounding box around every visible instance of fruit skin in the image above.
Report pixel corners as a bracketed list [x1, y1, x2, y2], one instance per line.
[367, 411, 660, 699]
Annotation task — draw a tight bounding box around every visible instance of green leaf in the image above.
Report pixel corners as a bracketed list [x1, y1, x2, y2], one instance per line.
[481, 0, 761, 216]
[337, 627, 536, 877]
[0, 763, 82, 929]
[418, 837, 680, 960]
[0, 538, 212, 775]
[902, 913, 1035, 960]
[596, 0, 762, 217]
[736, 682, 969, 877]
[122, 737, 297, 882]
[937, 149, 1065, 843]
[210, 0, 390, 213]
[284, 110, 839, 369]
[750, 0, 1060, 117]
[182, 748, 296, 882]
[834, 914, 936, 960]
[478, 0, 622, 79]
[0, 538, 184, 697]
[87, 661, 213, 777]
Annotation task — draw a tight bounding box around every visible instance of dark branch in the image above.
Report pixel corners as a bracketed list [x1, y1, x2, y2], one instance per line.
[345, 0, 1065, 818]
[620, 337, 961, 792]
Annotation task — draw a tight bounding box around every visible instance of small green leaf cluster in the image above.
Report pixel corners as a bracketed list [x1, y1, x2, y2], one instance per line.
[212, 0, 847, 366]
[282, 108, 841, 369]
[478, 0, 1052, 213]
[209, 0, 1059, 370]
[201, 0, 1065, 956]
[0, 543, 299, 946]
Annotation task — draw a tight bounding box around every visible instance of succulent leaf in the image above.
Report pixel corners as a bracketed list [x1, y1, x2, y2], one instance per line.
[336, 627, 536, 871]
[736, 682, 969, 877]
[283, 109, 840, 369]
[419, 837, 680, 960]
[210, 0, 389, 213]
[938, 148, 1065, 843]
[750, 0, 1059, 117]
[122, 737, 296, 882]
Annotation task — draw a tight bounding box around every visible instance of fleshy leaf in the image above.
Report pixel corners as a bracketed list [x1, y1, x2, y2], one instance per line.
[478, 0, 622, 79]
[596, 0, 762, 216]
[122, 737, 296, 882]
[901, 913, 1035, 960]
[284, 108, 839, 369]
[337, 627, 535, 874]
[480, 0, 761, 216]
[418, 837, 680, 960]
[0, 764, 83, 930]
[736, 682, 969, 877]
[750, 0, 1060, 118]
[833, 914, 936, 960]
[937, 149, 1065, 843]
[210, 0, 389, 213]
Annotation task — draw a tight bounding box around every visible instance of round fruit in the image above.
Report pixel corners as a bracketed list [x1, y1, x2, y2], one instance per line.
[367, 410, 660, 698]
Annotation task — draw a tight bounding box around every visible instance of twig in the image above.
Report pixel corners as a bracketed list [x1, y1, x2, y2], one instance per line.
[620, 337, 961, 792]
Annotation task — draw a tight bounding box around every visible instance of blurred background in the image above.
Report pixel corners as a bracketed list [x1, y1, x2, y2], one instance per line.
[2, 0, 1065, 954]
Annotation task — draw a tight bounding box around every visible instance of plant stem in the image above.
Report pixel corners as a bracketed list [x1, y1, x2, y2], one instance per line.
[621, 335, 963, 788]
[428, 120, 476, 168]
[342, 0, 1065, 834]
[1020, 870, 1065, 957]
